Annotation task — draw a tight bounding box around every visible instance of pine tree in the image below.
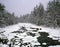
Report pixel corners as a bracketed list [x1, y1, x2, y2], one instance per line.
[47, 0, 60, 27]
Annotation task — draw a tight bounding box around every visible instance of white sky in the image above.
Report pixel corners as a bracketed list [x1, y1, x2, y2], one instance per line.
[0, 0, 50, 16]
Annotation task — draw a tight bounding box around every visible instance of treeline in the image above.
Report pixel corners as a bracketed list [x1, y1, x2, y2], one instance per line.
[0, 0, 60, 28]
[0, 3, 18, 27]
[19, 0, 60, 27]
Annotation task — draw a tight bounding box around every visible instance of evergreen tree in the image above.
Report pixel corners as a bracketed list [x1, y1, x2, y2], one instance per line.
[47, 0, 60, 27]
[0, 3, 18, 27]
[0, 3, 5, 12]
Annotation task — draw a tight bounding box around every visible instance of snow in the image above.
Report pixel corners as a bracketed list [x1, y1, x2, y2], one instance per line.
[0, 23, 60, 47]
[2, 44, 9, 47]
[49, 45, 60, 47]
[23, 36, 37, 43]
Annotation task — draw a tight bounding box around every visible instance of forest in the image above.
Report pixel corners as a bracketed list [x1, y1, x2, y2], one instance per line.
[0, 0, 60, 28]
[0, 0, 60, 47]
[19, 0, 60, 28]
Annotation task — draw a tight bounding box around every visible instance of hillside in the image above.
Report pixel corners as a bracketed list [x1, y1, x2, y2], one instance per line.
[0, 23, 60, 47]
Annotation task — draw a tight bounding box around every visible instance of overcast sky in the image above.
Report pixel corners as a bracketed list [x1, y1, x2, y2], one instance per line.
[0, 0, 50, 16]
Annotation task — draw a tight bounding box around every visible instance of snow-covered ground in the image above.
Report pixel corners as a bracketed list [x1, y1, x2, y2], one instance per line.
[0, 23, 60, 47]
